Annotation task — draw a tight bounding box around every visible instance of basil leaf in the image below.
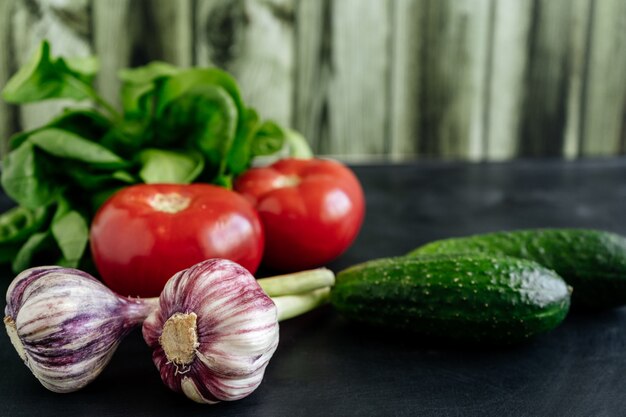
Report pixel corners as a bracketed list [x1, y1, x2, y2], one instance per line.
[65, 166, 136, 190]
[12, 231, 52, 273]
[226, 107, 261, 175]
[1, 41, 92, 103]
[0, 205, 49, 244]
[1, 141, 61, 208]
[119, 61, 179, 115]
[156, 84, 238, 174]
[51, 209, 88, 267]
[284, 128, 313, 158]
[138, 148, 204, 184]
[29, 128, 127, 168]
[154, 68, 245, 118]
[251, 121, 286, 157]
[63, 56, 99, 82]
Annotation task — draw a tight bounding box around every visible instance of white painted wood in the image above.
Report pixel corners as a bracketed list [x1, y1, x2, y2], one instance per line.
[147, 0, 193, 67]
[328, 0, 391, 156]
[0, 0, 16, 155]
[93, 0, 133, 108]
[418, 0, 492, 160]
[293, 0, 327, 153]
[11, 0, 92, 130]
[388, 0, 421, 159]
[195, 0, 295, 127]
[563, 0, 593, 158]
[581, 0, 626, 156]
[485, 0, 532, 160]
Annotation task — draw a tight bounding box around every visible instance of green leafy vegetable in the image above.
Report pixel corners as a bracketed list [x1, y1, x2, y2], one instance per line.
[0, 39, 313, 272]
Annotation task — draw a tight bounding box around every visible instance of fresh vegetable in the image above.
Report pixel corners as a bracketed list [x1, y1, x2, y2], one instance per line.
[408, 229, 626, 309]
[90, 183, 264, 297]
[5, 262, 334, 394]
[143, 258, 332, 404]
[234, 158, 365, 271]
[331, 255, 571, 344]
[0, 40, 307, 272]
[4, 266, 159, 393]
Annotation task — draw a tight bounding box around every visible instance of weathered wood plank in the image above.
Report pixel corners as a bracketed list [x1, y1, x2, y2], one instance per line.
[11, 0, 92, 130]
[562, 0, 593, 159]
[519, 0, 592, 158]
[484, 0, 532, 160]
[580, 0, 626, 156]
[144, 0, 193, 67]
[388, 0, 421, 159]
[294, 0, 391, 157]
[195, 0, 295, 127]
[93, 0, 133, 107]
[0, 0, 17, 156]
[417, 0, 491, 160]
[326, 0, 391, 156]
[293, 0, 327, 153]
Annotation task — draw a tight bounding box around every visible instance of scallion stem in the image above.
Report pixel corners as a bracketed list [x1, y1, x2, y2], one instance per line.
[257, 268, 335, 297]
[272, 287, 331, 322]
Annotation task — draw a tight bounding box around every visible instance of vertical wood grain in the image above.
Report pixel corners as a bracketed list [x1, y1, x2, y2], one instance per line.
[93, 0, 133, 107]
[484, 0, 532, 160]
[327, 0, 391, 156]
[195, 0, 295, 126]
[417, 0, 491, 160]
[580, 0, 626, 156]
[519, 0, 592, 157]
[10, 0, 93, 130]
[0, 0, 17, 155]
[388, 0, 421, 158]
[143, 0, 193, 67]
[293, 0, 328, 153]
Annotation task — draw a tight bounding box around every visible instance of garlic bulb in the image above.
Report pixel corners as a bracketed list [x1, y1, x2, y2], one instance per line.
[4, 266, 158, 393]
[142, 259, 280, 404]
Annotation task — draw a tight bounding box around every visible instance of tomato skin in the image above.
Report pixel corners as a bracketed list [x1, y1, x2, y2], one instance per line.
[90, 184, 264, 297]
[234, 158, 365, 271]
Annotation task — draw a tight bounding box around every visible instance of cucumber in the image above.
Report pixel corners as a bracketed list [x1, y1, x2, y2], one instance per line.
[408, 229, 626, 309]
[331, 256, 571, 344]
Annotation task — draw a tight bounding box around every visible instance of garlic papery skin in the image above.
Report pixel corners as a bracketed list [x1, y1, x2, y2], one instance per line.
[142, 259, 280, 404]
[4, 266, 158, 393]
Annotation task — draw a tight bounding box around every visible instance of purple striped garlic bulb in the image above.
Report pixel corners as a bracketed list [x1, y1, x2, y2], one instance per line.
[142, 259, 280, 404]
[4, 266, 158, 393]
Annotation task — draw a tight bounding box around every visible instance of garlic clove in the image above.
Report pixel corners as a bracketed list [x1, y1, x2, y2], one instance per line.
[142, 259, 279, 404]
[4, 266, 158, 393]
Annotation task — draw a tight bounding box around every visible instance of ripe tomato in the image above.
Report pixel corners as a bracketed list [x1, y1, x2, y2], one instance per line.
[90, 184, 264, 297]
[234, 158, 365, 271]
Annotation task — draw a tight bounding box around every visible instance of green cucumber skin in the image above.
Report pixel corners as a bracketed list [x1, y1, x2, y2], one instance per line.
[331, 256, 571, 344]
[408, 229, 626, 309]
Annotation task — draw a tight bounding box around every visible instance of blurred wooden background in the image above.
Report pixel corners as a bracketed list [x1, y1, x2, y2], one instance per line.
[0, 0, 625, 160]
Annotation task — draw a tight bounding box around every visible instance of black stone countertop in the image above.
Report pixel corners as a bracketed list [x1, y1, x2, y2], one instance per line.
[2, 158, 626, 417]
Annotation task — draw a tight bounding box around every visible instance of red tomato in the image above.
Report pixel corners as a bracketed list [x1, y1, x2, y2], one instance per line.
[234, 158, 365, 271]
[90, 184, 264, 297]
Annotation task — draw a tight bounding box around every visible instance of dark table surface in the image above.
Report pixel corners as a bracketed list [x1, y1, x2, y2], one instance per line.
[2, 158, 626, 417]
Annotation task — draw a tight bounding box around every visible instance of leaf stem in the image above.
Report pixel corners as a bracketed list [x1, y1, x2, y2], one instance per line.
[271, 287, 331, 322]
[64, 75, 122, 121]
[257, 268, 335, 297]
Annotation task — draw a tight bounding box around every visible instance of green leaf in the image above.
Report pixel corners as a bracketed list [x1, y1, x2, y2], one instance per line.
[1, 141, 61, 208]
[51, 209, 88, 266]
[29, 128, 127, 167]
[251, 121, 286, 157]
[64, 56, 99, 81]
[119, 61, 180, 115]
[0, 242, 22, 264]
[118, 61, 179, 84]
[138, 148, 204, 184]
[226, 107, 261, 175]
[12, 231, 52, 273]
[154, 68, 245, 117]
[284, 128, 313, 158]
[0, 205, 49, 244]
[2, 41, 93, 103]
[155, 84, 238, 175]
[65, 166, 136, 190]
